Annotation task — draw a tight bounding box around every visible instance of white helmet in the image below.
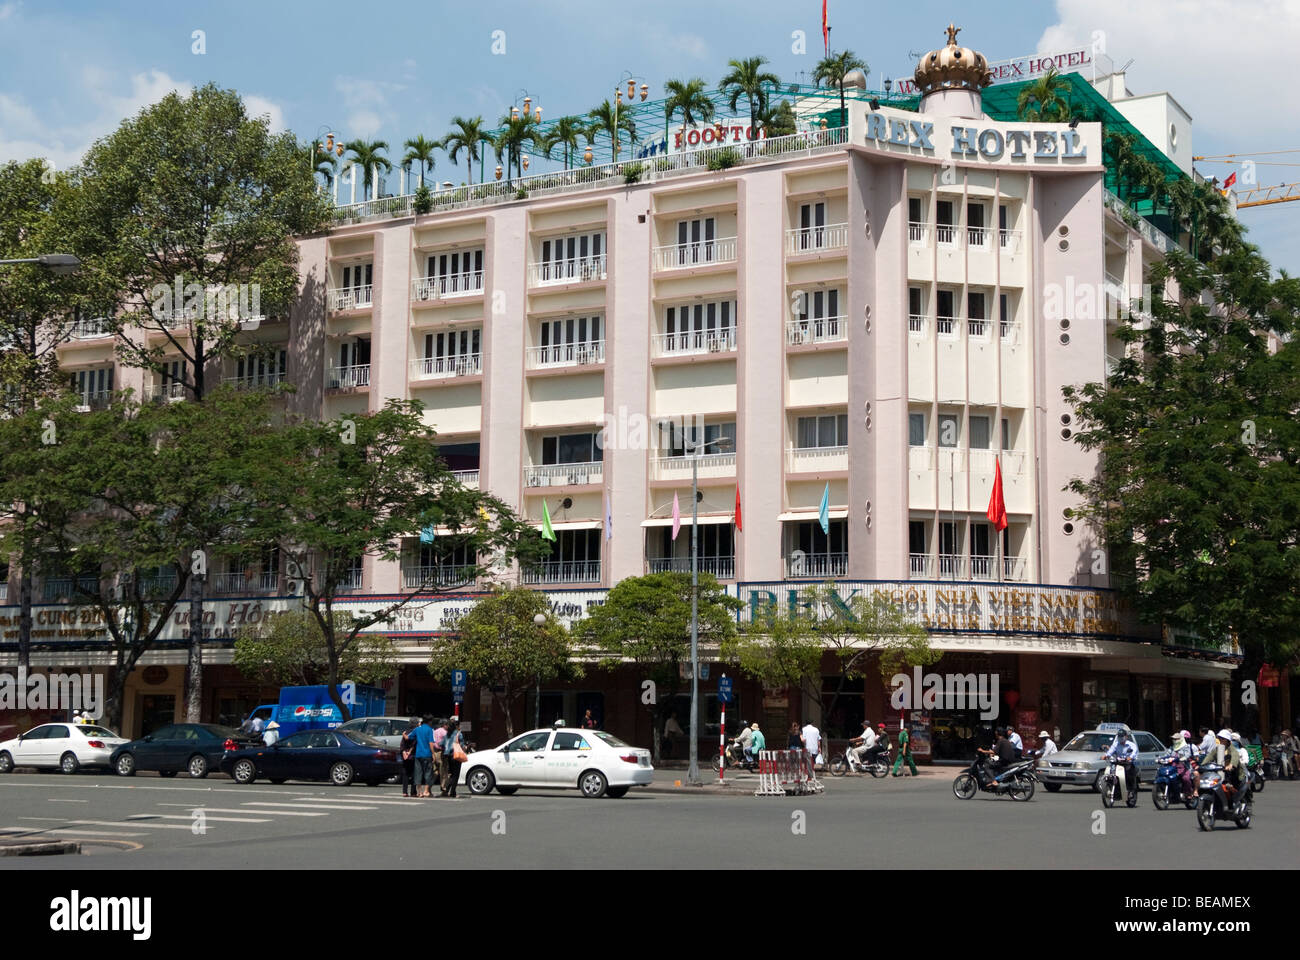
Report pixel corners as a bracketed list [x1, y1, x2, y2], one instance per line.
[1216, 728, 1233, 740]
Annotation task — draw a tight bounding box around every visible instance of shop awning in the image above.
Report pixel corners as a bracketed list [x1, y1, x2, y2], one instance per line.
[777, 509, 848, 521]
[641, 515, 735, 527]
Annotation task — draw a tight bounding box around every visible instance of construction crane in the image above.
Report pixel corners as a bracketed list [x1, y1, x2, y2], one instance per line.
[1192, 149, 1300, 209]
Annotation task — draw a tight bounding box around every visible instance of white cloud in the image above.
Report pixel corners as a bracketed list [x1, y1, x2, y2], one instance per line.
[0, 2, 18, 21]
[333, 76, 406, 142]
[244, 94, 286, 133]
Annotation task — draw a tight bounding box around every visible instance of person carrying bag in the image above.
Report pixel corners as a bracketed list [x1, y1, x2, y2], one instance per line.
[441, 718, 467, 799]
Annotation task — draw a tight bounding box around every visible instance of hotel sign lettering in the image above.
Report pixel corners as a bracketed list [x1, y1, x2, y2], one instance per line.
[852, 106, 1096, 168]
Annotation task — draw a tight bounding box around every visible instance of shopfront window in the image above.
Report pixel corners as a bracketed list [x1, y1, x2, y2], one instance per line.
[821, 677, 863, 739]
[1082, 676, 1131, 728]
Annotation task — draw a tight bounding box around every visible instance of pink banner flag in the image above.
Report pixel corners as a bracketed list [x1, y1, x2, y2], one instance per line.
[671, 492, 682, 541]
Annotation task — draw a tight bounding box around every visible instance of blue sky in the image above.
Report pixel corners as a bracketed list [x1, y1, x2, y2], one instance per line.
[1, 0, 1295, 270]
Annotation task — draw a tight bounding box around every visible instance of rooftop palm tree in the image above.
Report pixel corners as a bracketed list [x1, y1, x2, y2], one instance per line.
[1016, 66, 1071, 122]
[300, 142, 338, 190]
[492, 111, 541, 182]
[586, 99, 636, 163]
[547, 115, 585, 170]
[343, 140, 392, 201]
[663, 78, 715, 148]
[720, 56, 781, 133]
[443, 116, 490, 186]
[812, 50, 868, 127]
[402, 135, 440, 190]
[756, 100, 798, 138]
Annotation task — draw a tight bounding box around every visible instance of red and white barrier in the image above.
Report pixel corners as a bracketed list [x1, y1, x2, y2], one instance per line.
[754, 749, 824, 796]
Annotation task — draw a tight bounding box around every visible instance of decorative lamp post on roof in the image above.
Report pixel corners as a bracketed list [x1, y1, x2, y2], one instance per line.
[612, 71, 649, 163]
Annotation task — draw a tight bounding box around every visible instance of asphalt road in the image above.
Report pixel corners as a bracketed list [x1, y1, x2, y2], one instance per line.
[1, 768, 1296, 869]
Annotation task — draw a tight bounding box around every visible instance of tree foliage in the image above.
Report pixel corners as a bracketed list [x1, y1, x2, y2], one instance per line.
[427, 586, 577, 738]
[233, 609, 398, 689]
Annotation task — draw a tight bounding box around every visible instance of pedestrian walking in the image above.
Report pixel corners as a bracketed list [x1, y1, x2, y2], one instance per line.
[787, 722, 803, 751]
[410, 715, 437, 798]
[892, 721, 918, 777]
[441, 718, 467, 798]
[582, 709, 599, 730]
[431, 717, 447, 789]
[262, 721, 281, 746]
[801, 720, 822, 768]
[399, 717, 419, 797]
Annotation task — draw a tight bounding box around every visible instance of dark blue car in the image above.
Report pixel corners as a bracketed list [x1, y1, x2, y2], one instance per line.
[219, 728, 400, 787]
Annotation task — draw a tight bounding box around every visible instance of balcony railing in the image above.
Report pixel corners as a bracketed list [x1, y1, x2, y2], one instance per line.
[42, 576, 98, 601]
[527, 255, 607, 287]
[653, 237, 737, 271]
[212, 571, 279, 594]
[936, 315, 956, 337]
[935, 224, 957, 245]
[969, 448, 1026, 475]
[784, 552, 847, 578]
[410, 354, 482, 381]
[786, 445, 848, 473]
[1003, 557, 1028, 581]
[524, 461, 603, 487]
[331, 127, 851, 226]
[999, 229, 1024, 253]
[967, 226, 991, 248]
[69, 318, 111, 339]
[909, 554, 934, 578]
[647, 556, 735, 578]
[968, 317, 990, 338]
[450, 469, 480, 488]
[402, 565, 476, 589]
[327, 364, 371, 390]
[327, 285, 373, 312]
[651, 328, 737, 358]
[521, 560, 602, 585]
[969, 555, 997, 580]
[785, 223, 848, 254]
[938, 554, 966, 579]
[1000, 320, 1022, 342]
[136, 574, 179, 597]
[526, 341, 605, 369]
[74, 393, 112, 411]
[223, 371, 288, 391]
[1104, 272, 1126, 303]
[908, 222, 928, 245]
[411, 272, 484, 301]
[336, 569, 363, 592]
[908, 445, 935, 470]
[649, 452, 736, 481]
[786, 316, 847, 345]
[908, 313, 926, 335]
[145, 381, 188, 402]
[1103, 189, 1178, 254]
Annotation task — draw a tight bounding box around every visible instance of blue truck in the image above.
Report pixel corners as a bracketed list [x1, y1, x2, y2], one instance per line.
[244, 684, 387, 738]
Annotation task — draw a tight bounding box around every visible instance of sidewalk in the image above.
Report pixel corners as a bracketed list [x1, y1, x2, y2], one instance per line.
[642, 761, 950, 796]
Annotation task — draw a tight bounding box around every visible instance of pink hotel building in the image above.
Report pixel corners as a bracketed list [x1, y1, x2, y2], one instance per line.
[38, 32, 1238, 748]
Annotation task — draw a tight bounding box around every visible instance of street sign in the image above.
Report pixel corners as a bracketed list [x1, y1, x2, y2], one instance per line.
[718, 676, 733, 704]
[451, 669, 467, 699]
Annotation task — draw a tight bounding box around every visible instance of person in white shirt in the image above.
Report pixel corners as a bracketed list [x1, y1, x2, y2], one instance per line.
[262, 721, 280, 746]
[1038, 731, 1058, 757]
[1197, 727, 1216, 761]
[801, 722, 822, 766]
[735, 722, 755, 762]
[849, 721, 877, 765]
[1007, 726, 1023, 756]
[250, 714, 266, 736]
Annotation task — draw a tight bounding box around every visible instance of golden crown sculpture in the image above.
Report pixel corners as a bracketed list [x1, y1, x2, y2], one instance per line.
[913, 23, 993, 95]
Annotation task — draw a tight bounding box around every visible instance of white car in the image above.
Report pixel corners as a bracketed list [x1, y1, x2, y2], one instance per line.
[459, 724, 653, 798]
[0, 722, 129, 774]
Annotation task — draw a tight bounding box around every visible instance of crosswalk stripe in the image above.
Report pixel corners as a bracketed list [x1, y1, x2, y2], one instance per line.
[128, 814, 270, 824]
[292, 796, 413, 806]
[157, 804, 328, 817]
[243, 801, 377, 811]
[0, 826, 149, 838]
[19, 817, 195, 831]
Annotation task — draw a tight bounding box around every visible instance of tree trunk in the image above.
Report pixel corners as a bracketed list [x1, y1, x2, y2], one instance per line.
[105, 664, 130, 734]
[184, 568, 203, 721]
[17, 566, 31, 673]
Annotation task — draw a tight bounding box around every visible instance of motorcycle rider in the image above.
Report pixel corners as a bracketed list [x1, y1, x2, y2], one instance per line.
[734, 721, 755, 764]
[1038, 731, 1058, 758]
[1102, 729, 1138, 801]
[1170, 729, 1196, 797]
[976, 728, 1017, 786]
[1227, 732, 1252, 809]
[847, 720, 878, 769]
[1006, 726, 1024, 758]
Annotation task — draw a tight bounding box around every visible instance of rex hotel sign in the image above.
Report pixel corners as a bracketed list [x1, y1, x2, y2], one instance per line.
[852, 106, 1098, 168]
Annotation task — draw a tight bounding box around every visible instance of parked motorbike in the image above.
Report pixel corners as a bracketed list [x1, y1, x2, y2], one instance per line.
[1194, 763, 1253, 831]
[952, 756, 1036, 801]
[829, 743, 890, 778]
[1100, 756, 1139, 808]
[711, 738, 760, 773]
[1152, 754, 1197, 810]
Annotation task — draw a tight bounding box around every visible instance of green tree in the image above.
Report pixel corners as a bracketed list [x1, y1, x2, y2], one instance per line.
[812, 50, 868, 126]
[1015, 66, 1071, 122]
[402, 135, 441, 190]
[343, 139, 392, 201]
[663, 78, 714, 147]
[491, 111, 541, 183]
[720, 56, 781, 133]
[0, 389, 288, 731]
[1164, 177, 1243, 261]
[301, 141, 339, 190]
[426, 585, 577, 738]
[577, 572, 741, 759]
[585, 99, 637, 163]
[253, 400, 549, 723]
[756, 100, 798, 138]
[544, 116, 585, 170]
[234, 609, 398, 689]
[721, 583, 937, 734]
[1063, 243, 1300, 732]
[442, 116, 490, 185]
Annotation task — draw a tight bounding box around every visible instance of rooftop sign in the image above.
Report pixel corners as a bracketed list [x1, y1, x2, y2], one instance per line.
[892, 48, 1097, 96]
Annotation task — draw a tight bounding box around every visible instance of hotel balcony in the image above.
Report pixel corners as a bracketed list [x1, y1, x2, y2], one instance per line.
[450, 469, 480, 489]
[212, 571, 280, 594]
[136, 573, 179, 597]
[936, 314, 957, 337]
[998, 229, 1024, 254]
[908, 313, 926, 335]
[653, 237, 737, 272]
[41, 576, 99, 602]
[336, 569, 363, 593]
[908, 222, 928, 245]
[784, 552, 847, 579]
[786, 315, 847, 346]
[521, 560, 602, 585]
[409, 355, 481, 381]
[651, 328, 737, 359]
[69, 318, 111, 340]
[909, 554, 934, 578]
[327, 364, 371, 390]
[523, 461, 603, 488]
[933, 554, 1029, 582]
[785, 223, 848, 255]
[525, 341, 604, 370]
[144, 381, 188, 403]
[646, 556, 735, 579]
[649, 452, 736, 482]
[0, 582, 7, 602]
[411, 273, 484, 302]
[74, 393, 113, 412]
[402, 564, 476, 590]
[327, 285, 373, 312]
[223, 371, 289, 391]
[786, 444, 848, 474]
[527, 255, 606, 288]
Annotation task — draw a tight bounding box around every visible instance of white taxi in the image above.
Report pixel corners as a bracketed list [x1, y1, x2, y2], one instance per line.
[459, 722, 653, 798]
[0, 722, 129, 774]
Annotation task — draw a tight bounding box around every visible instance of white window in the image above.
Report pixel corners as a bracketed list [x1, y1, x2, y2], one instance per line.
[674, 217, 716, 264]
[420, 329, 481, 376]
[235, 349, 287, 386]
[908, 413, 926, 446]
[969, 415, 991, 450]
[71, 367, 114, 406]
[795, 414, 848, 449]
[425, 248, 484, 294]
[795, 201, 827, 249]
[538, 233, 604, 282]
[341, 263, 373, 297]
[968, 291, 988, 337]
[541, 433, 603, 465]
[658, 420, 736, 457]
[908, 287, 924, 333]
[663, 300, 736, 352]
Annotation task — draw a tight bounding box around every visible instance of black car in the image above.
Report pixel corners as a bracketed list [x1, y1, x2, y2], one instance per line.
[111, 723, 259, 779]
[219, 728, 401, 786]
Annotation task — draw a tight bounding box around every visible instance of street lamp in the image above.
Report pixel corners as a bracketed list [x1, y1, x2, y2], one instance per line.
[683, 433, 733, 786]
[612, 71, 649, 163]
[533, 612, 547, 729]
[0, 254, 80, 275]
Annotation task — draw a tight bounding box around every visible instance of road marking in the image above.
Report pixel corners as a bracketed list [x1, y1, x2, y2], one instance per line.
[19, 817, 196, 831]
[157, 804, 328, 817]
[243, 801, 377, 811]
[48, 798, 89, 803]
[1, 826, 149, 838]
[128, 814, 270, 824]
[0, 780, 323, 797]
[291, 796, 413, 806]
